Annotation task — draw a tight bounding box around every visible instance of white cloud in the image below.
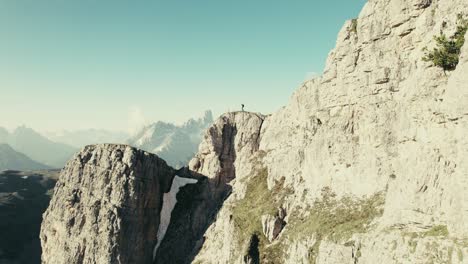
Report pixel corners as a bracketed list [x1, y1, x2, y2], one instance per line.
[127, 107, 147, 135]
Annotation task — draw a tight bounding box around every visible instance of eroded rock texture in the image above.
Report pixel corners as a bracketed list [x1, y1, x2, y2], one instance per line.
[154, 112, 265, 263]
[189, 0, 468, 263]
[40, 0, 468, 263]
[40, 144, 176, 264]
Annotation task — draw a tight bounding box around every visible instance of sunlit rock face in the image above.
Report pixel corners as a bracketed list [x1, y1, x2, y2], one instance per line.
[189, 0, 468, 263]
[40, 144, 177, 264]
[39, 0, 468, 263]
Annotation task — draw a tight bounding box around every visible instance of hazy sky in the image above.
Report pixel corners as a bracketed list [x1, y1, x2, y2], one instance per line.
[0, 0, 366, 133]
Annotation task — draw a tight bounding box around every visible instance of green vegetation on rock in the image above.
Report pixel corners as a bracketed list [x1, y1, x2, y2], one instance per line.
[403, 225, 449, 240]
[231, 170, 386, 264]
[423, 14, 468, 71]
[424, 225, 449, 237]
[232, 167, 276, 239]
[458, 248, 464, 261]
[288, 187, 385, 242]
[231, 165, 291, 263]
[398, 224, 468, 262]
[351, 19, 358, 34]
[288, 187, 385, 263]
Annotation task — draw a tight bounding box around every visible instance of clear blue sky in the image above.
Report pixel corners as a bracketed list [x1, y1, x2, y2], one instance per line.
[0, 0, 367, 132]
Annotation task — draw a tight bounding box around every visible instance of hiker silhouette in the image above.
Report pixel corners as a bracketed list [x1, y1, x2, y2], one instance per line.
[241, 104, 245, 111]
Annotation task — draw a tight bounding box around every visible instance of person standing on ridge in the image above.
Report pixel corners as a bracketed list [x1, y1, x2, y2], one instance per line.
[241, 104, 245, 111]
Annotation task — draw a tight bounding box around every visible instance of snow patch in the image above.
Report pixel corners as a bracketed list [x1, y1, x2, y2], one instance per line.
[153, 175, 197, 260]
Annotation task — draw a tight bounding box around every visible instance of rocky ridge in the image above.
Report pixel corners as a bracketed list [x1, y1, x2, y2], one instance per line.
[40, 0, 468, 263]
[153, 111, 265, 263]
[187, 0, 468, 263]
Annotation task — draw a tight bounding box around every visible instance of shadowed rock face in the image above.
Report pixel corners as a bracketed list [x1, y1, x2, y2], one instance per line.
[189, 111, 265, 196]
[154, 112, 265, 263]
[40, 144, 177, 264]
[39, 113, 265, 264]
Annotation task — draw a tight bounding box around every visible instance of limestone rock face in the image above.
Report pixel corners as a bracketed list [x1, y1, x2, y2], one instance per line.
[151, 112, 266, 264]
[39, 0, 468, 263]
[189, 0, 468, 263]
[260, 0, 468, 239]
[185, 112, 266, 264]
[189, 111, 265, 197]
[40, 144, 176, 264]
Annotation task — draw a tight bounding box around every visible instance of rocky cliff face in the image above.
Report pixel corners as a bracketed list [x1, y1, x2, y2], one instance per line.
[189, 111, 265, 197]
[188, 0, 468, 263]
[40, 0, 468, 263]
[154, 112, 265, 263]
[40, 144, 180, 263]
[40, 113, 265, 264]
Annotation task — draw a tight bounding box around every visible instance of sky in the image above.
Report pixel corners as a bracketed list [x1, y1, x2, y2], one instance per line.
[0, 0, 367, 133]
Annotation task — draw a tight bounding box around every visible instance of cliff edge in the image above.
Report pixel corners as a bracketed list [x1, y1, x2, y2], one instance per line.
[40, 144, 178, 263]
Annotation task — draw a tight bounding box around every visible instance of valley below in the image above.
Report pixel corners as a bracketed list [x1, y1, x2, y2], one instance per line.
[0, 170, 58, 264]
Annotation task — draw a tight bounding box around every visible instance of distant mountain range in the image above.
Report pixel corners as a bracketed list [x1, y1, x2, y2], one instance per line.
[0, 111, 214, 170]
[0, 144, 51, 171]
[127, 110, 214, 168]
[0, 127, 77, 168]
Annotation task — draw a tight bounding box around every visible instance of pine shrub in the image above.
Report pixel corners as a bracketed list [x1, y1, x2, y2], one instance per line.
[423, 15, 468, 71]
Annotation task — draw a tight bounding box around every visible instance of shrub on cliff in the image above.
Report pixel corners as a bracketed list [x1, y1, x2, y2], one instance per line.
[351, 18, 358, 34]
[423, 14, 468, 71]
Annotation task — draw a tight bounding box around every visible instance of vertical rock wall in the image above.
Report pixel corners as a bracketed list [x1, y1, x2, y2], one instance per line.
[39, 1, 468, 263]
[40, 144, 176, 264]
[190, 0, 468, 263]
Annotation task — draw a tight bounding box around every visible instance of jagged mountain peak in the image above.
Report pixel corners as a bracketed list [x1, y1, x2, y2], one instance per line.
[127, 110, 214, 168]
